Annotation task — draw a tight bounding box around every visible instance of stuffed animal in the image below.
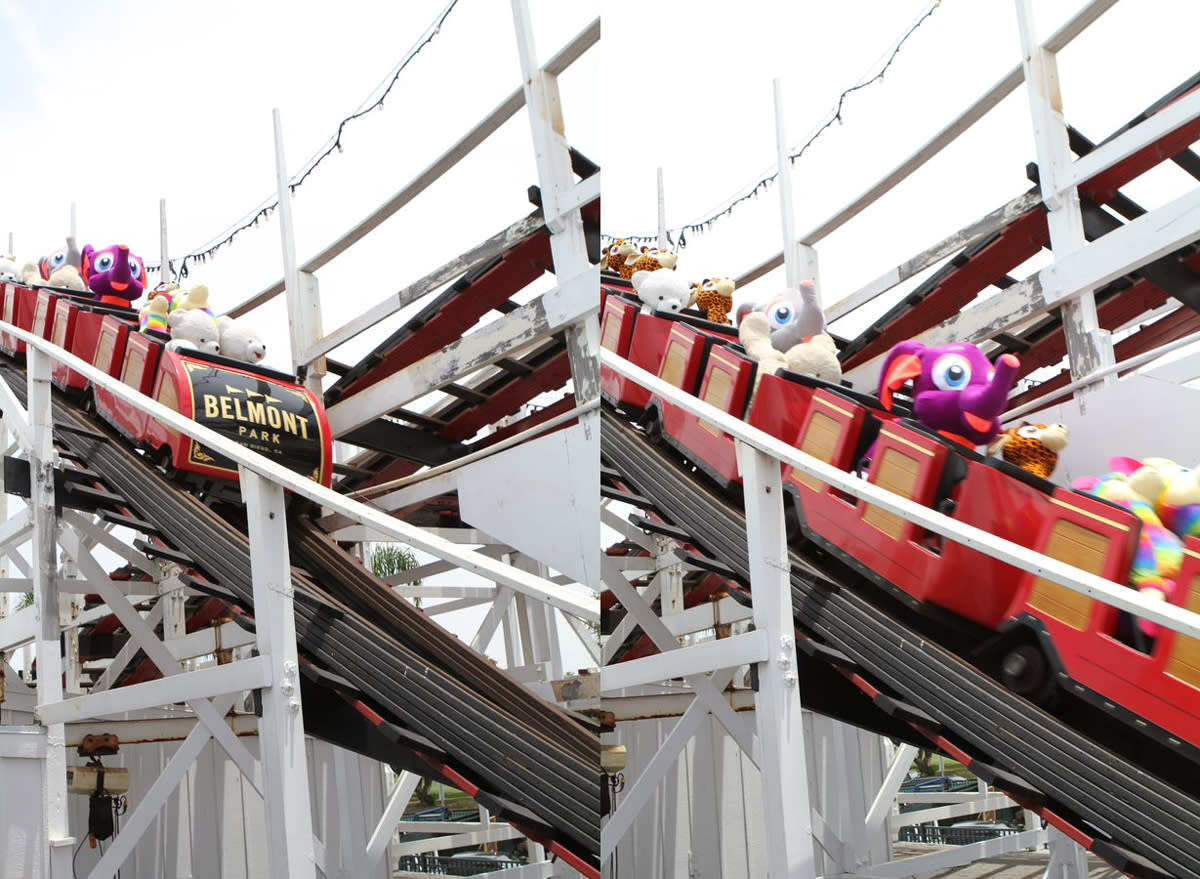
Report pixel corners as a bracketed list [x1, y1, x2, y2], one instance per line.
[987, 422, 1069, 479]
[630, 269, 692, 314]
[81, 244, 146, 307]
[139, 295, 170, 334]
[0, 255, 19, 283]
[627, 246, 678, 277]
[166, 307, 220, 354]
[34, 237, 82, 282]
[172, 284, 214, 316]
[1124, 457, 1200, 542]
[739, 310, 842, 386]
[1074, 459, 1182, 637]
[735, 280, 828, 351]
[605, 239, 639, 278]
[690, 277, 735, 324]
[878, 341, 1019, 447]
[216, 315, 266, 364]
[46, 265, 87, 291]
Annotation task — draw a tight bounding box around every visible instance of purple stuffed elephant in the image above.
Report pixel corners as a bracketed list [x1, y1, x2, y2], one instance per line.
[878, 341, 1019, 446]
[82, 243, 146, 307]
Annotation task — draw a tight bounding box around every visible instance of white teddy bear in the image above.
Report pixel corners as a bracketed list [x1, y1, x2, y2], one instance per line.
[216, 315, 267, 364]
[166, 308, 221, 355]
[630, 268, 693, 315]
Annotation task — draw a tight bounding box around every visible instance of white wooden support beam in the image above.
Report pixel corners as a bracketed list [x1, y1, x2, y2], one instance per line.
[390, 825, 524, 858]
[855, 829, 1046, 878]
[601, 554, 757, 758]
[774, 79, 802, 292]
[241, 468, 317, 879]
[61, 509, 158, 576]
[1015, 0, 1114, 387]
[600, 631, 766, 691]
[333, 746, 369, 878]
[365, 770, 422, 867]
[738, 440, 818, 879]
[273, 109, 324, 395]
[600, 671, 736, 860]
[0, 373, 31, 451]
[28, 348, 74, 874]
[39, 657, 270, 724]
[0, 603, 36, 652]
[1044, 825, 1090, 878]
[87, 693, 241, 879]
[88, 600, 165, 693]
[56, 529, 264, 788]
[865, 743, 919, 832]
[304, 212, 546, 364]
[891, 794, 1016, 828]
[324, 276, 592, 436]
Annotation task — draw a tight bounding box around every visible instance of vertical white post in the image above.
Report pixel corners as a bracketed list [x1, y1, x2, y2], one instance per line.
[69, 203, 76, 241]
[657, 167, 667, 250]
[1044, 825, 1089, 878]
[159, 198, 171, 285]
[241, 468, 316, 879]
[774, 81, 821, 299]
[774, 80, 798, 292]
[737, 440, 817, 879]
[6, 232, 12, 257]
[30, 348, 75, 876]
[1014, 0, 1114, 397]
[511, 0, 601, 417]
[273, 110, 325, 395]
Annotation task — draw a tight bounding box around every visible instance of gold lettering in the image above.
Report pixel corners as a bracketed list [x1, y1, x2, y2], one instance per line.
[267, 407, 282, 430]
[272, 432, 281, 444]
[233, 397, 246, 422]
[297, 416, 310, 440]
[238, 426, 247, 436]
[220, 397, 234, 421]
[282, 411, 298, 435]
[247, 400, 266, 424]
[204, 396, 220, 419]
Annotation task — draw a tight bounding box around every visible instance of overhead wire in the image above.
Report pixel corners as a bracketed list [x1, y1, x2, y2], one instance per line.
[602, 0, 942, 250]
[146, 0, 463, 278]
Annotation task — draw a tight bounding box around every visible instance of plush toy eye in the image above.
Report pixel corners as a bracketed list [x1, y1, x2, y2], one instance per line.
[930, 354, 972, 391]
[49, 251, 68, 269]
[129, 259, 143, 279]
[1017, 424, 1041, 439]
[768, 301, 794, 329]
[94, 253, 114, 272]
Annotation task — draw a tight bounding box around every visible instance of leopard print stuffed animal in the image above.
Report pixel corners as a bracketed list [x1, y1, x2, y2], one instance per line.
[623, 245, 677, 279]
[602, 239, 638, 275]
[689, 277, 735, 324]
[987, 422, 1069, 479]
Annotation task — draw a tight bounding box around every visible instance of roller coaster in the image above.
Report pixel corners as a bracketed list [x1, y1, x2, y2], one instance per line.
[599, 9, 1200, 878]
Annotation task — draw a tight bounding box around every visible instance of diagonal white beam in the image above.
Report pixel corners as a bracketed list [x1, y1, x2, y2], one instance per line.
[58, 530, 263, 786]
[0, 319, 597, 623]
[61, 509, 159, 576]
[602, 555, 756, 758]
[365, 770, 423, 865]
[38, 655, 271, 725]
[0, 603, 36, 652]
[88, 601, 166, 693]
[0, 371, 31, 449]
[87, 693, 240, 879]
[304, 212, 547, 363]
[600, 630, 766, 691]
[325, 273, 594, 437]
[865, 743, 919, 832]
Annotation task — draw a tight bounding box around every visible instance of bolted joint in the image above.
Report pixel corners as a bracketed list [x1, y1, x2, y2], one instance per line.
[288, 698, 301, 714]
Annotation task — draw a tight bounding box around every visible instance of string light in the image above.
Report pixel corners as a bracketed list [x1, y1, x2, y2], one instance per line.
[603, 0, 942, 251]
[146, 0, 462, 277]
